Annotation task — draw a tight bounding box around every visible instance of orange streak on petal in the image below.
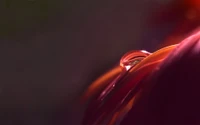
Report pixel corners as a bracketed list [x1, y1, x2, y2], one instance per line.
[107, 91, 141, 125]
[81, 66, 122, 103]
[130, 44, 177, 73]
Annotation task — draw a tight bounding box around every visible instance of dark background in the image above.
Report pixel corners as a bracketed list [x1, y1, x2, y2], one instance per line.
[0, 0, 174, 124]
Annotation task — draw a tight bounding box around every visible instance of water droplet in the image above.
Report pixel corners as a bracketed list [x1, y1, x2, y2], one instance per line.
[120, 50, 151, 71]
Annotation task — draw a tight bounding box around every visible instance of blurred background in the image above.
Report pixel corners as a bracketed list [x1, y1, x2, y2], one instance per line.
[1, 0, 200, 124]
